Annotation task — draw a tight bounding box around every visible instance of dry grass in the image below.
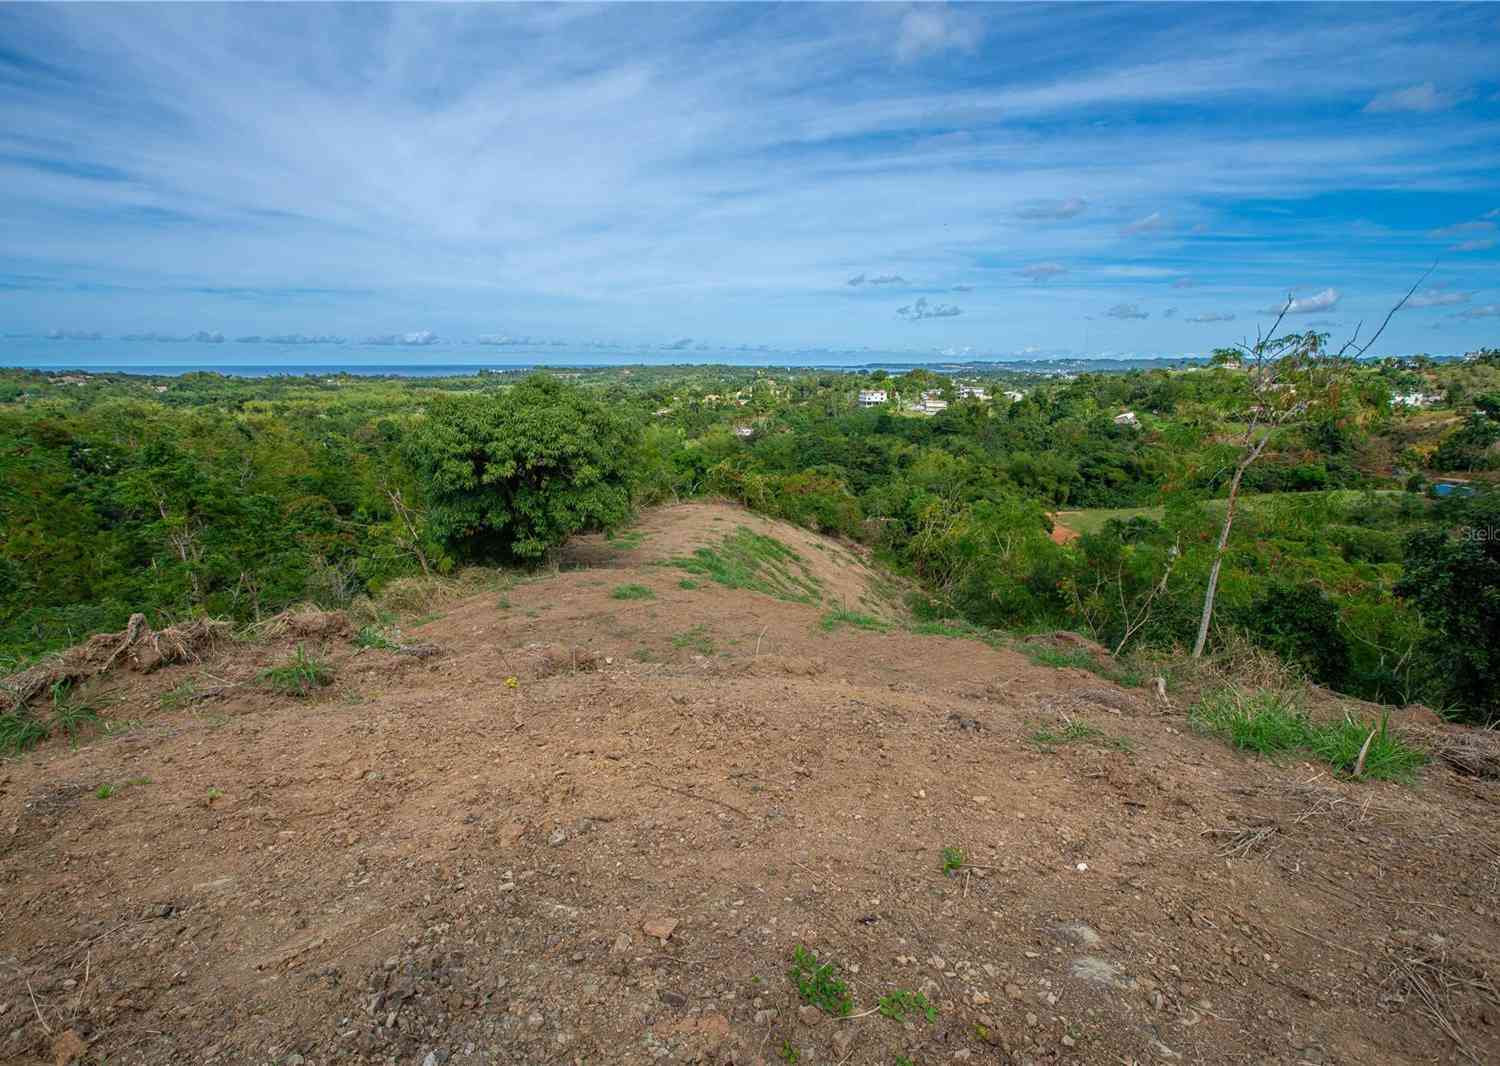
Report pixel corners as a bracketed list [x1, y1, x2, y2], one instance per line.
[1401, 725, 1500, 780]
[1383, 946, 1500, 1064]
[1201, 821, 1280, 858]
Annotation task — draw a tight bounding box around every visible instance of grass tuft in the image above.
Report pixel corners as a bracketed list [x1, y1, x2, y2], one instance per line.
[610, 583, 657, 601]
[819, 606, 889, 632]
[258, 644, 334, 697]
[1191, 688, 1425, 782]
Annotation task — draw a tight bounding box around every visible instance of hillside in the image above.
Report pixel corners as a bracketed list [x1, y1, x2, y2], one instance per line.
[3, 502, 1499, 1066]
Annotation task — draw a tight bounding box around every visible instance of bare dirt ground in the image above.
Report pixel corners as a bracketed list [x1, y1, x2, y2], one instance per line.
[3, 502, 1499, 1066]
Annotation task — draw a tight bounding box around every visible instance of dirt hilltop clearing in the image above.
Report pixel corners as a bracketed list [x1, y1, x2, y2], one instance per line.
[3, 502, 1499, 1066]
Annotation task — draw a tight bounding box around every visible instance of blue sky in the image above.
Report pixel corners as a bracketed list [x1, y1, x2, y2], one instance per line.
[2, 2, 1499, 361]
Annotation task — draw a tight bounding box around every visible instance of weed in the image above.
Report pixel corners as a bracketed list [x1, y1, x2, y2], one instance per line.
[1029, 717, 1134, 753]
[95, 783, 113, 800]
[159, 680, 197, 710]
[941, 845, 966, 876]
[258, 644, 334, 697]
[125, 776, 152, 786]
[1304, 713, 1426, 781]
[610, 584, 657, 601]
[496, 594, 512, 610]
[206, 787, 223, 802]
[909, 619, 1005, 647]
[629, 648, 660, 663]
[678, 578, 700, 590]
[819, 606, 889, 633]
[606, 529, 648, 551]
[1191, 688, 1426, 782]
[50, 680, 100, 747]
[778, 1041, 800, 1064]
[671, 625, 716, 655]
[353, 624, 399, 650]
[895, 1058, 915, 1066]
[1024, 646, 1098, 671]
[1189, 689, 1308, 757]
[877, 989, 937, 1023]
[788, 945, 853, 1017]
[0, 709, 50, 755]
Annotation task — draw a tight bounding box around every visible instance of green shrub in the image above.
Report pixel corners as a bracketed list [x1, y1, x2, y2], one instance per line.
[610, 584, 656, 601]
[259, 645, 334, 697]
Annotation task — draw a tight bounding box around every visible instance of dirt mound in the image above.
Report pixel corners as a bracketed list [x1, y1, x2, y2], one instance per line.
[2, 502, 1499, 1066]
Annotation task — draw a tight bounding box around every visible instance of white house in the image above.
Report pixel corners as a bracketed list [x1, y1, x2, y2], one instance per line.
[958, 384, 990, 401]
[858, 389, 888, 407]
[1002, 389, 1026, 403]
[919, 398, 949, 415]
[733, 425, 755, 438]
[1114, 411, 1140, 427]
[1392, 392, 1442, 408]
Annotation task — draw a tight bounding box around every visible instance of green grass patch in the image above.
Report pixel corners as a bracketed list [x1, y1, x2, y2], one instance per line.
[788, 945, 853, 1017]
[353, 624, 399, 650]
[678, 578, 700, 590]
[909, 619, 1006, 647]
[671, 625, 716, 655]
[1020, 642, 1145, 688]
[610, 583, 657, 601]
[663, 527, 823, 604]
[877, 989, 938, 1023]
[605, 529, 648, 551]
[258, 644, 334, 697]
[1190, 688, 1425, 782]
[819, 606, 889, 632]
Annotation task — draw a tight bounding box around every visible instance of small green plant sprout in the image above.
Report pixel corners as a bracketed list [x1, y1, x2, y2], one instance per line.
[95, 783, 114, 800]
[877, 988, 937, 1023]
[788, 944, 853, 1017]
[671, 625, 716, 655]
[206, 786, 223, 803]
[610, 583, 656, 601]
[778, 1041, 800, 1064]
[941, 845, 966, 876]
[678, 578, 700, 590]
[895, 1057, 915, 1066]
[258, 644, 334, 697]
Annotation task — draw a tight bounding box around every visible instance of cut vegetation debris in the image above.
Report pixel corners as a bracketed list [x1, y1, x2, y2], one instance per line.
[1190, 688, 1426, 781]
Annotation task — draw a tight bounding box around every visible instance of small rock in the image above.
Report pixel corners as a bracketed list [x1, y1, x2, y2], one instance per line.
[548, 829, 568, 847]
[611, 932, 633, 954]
[754, 1009, 777, 1025]
[1005, 983, 1024, 1001]
[659, 990, 687, 1008]
[797, 1004, 824, 1026]
[643, 917, 679, 941]
[972, 992, 991, 1006]
[1025, 1012, 1039, 1027]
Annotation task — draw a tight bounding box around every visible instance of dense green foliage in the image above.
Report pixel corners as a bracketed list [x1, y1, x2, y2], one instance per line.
[3, 352, 1498, 722]
[406, 375, 641, 561]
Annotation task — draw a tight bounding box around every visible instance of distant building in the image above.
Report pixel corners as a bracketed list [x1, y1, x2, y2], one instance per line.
[958, 384, 990, 401]
[733, 425, 755, 439]
[858, 389, 888, 407]
[1002, 389, 1026, 403]
[920, 398, 948, 414]
[1114, 411, 1140, 427]
[1392, 392, 1442, 408]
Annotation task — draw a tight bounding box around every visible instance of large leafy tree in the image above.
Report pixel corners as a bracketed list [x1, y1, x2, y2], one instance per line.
[1397, 495, 1500, 723]
[407, 375, 642, 561]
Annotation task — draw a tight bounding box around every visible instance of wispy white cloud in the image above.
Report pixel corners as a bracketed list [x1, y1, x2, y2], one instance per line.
[1120, 211, 1168, 237]
[1186, 311, 1235, 323]
[1451, 238, 1497, 253]
[1406, 288, 1473, 309]
[894, 6, 983, 64]
[1454, 304, 1500, 319]
[1363, 82, 1459, 114]
[366, 331, 439, 346]
[1265, 288, 1342, 316]
[1015, 197, 1087, 221]
[1105, 303, 1149, 320]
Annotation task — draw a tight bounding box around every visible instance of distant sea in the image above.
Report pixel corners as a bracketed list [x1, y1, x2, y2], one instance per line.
[0, 337, 1205, 377]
